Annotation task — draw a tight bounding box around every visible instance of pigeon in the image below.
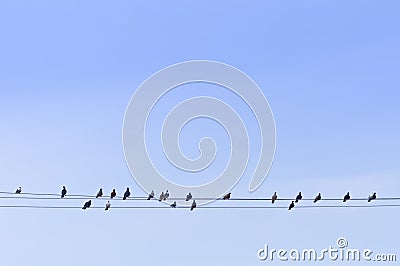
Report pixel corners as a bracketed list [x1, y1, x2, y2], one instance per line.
[61, 186, 67, 198]
[314, 193, 321, 203]
[288, 201, 295, 211]
[105, 201, 111, 211]
[190, 200, 197, 211]
[123, 187, 131, 200]
[82, 200, 91, 210]
[343, 192, 350, 202]
[96, 188, 103, 198]
[295, 192, 302, 203]
[110, 189, 116, 199]
[15, 187, 22, 194]
[159, 192, 165, 202]
[368, 192, 377, 202]
[147, 190, 155, 200]
[185, 192, 192, 201]
[170, 201, 177, 208]
[271, 192, 278, 204]
[223, 193, 231, 200]
[164, 190, 169, 201]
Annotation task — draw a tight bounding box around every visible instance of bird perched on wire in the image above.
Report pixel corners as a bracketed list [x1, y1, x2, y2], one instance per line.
[368, 192, 377, 202]
[190, 200, 197, 211]
[159, 192, 165, 202]
[170, 201, 177, 208]
[271, 192, 278, 204]
[314, 193, 321, 203]
[123, 188, 131, 200]
[288, 201, 295, 211]
[186, 192, 192, 201]
[343, 192, 351, 202]
[15, 187, 22, 194]
[82, 200, 91, 210]
[110, 189, 116, 199]
[96, 188, 103, 198]
[105, 201, 111, 211]
[147, 190, 155, 200]
[223, 193, 231, 200]
[164, 190, 169, 201]
[295, 192, 302, 203]
[61, 186, 67, 198]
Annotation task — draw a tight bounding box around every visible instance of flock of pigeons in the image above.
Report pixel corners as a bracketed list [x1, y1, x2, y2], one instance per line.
[13, 186, 377, 211]
[13, 186, 232, 211]
[282, 191, 377, 210]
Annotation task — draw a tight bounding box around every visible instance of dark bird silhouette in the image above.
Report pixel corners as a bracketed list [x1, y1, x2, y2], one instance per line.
[271, 192, 278, 204]
[170, 201, 177, 208]
[185, 192, 192, 201]
[123, 188, 130, 200]
[147, 190, 154, 200]
[343, 192, 350, 202]
[96, 188, 103, 198]
[15, 187, 22, 194]
[190, 200, 197, 211]
[82, 200, 91, 210]
[164, 190, 169, 201]
[105, 201, 111, 211]
[61, 186, 67, 198]
[288, 201, 295, 211]
[368, 192, 377, 202]
[314, 193, 321, 203]
[223, 193, 231, 200]
[159, 192, 165, 202]
[110, 189, 116, 199]
[295, 192, 302, 203]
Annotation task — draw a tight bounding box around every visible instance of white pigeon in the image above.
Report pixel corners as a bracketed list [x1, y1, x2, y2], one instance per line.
[164, 190, 169, 201]
[105, 201, 111, 211]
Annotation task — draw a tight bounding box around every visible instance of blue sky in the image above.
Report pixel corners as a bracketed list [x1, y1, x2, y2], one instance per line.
[0, 1, 399, 265]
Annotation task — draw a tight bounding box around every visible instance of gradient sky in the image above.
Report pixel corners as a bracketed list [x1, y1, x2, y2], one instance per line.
[0, 1, 399, 265]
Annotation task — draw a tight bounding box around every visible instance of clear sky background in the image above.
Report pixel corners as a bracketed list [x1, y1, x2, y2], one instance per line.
[0, 1, 399, 265]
